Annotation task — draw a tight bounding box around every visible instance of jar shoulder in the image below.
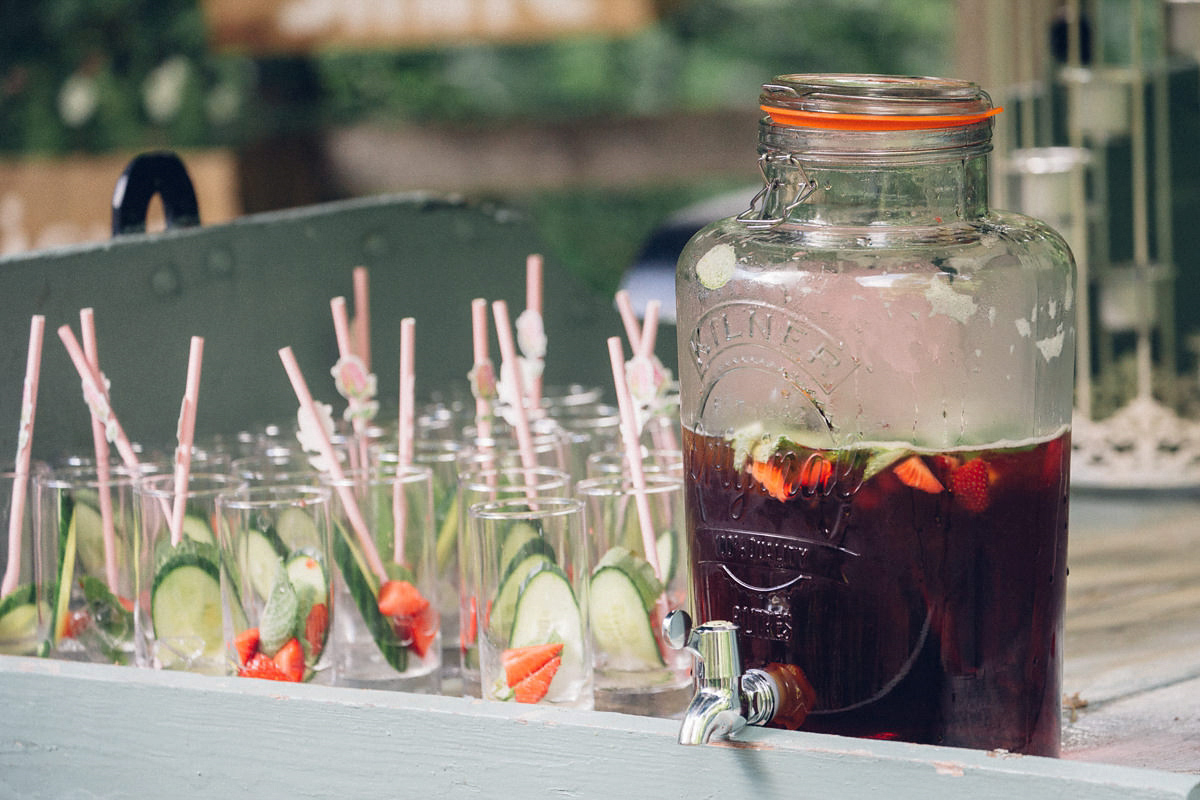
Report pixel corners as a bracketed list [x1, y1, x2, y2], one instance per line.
[678, 210, 1075, 277]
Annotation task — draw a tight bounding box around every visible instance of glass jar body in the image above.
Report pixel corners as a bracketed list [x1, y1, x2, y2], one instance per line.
[676, 101, 1075, 756]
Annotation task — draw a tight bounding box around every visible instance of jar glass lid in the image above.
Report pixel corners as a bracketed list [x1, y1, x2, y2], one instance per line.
[761, 74, 1001, 131]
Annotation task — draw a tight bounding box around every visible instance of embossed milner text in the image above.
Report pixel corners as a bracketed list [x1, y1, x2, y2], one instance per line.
[688, 301, 856, 392]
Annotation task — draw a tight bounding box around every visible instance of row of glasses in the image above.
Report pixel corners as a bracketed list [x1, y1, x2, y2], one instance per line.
[462, 469, 691, 714]
[5, 381, 692, 718]
[14, 455, 443, 694]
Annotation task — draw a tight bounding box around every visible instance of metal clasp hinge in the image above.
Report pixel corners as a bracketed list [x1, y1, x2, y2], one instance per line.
[735, 152, 818, 230]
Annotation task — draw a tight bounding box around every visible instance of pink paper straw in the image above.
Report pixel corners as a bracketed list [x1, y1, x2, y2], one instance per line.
[492, 300, 538, 476]
[57, 327, 145, 489]
[331, 296, 369, 473]
[58, 326, 173, 527]
[525, 254, 543, 409]
[1, 316, 44, 599]
[169, 336, 204, 548]
[614, 289, 642, 353]
[353, 266, 371, 371]
[471, 298, 493, 442]
[278, 346, 388, 583]
[638, 300, 660, 360]
[393, 317, 415, 563]
[607, 336, 664, 585]
[80, 309, 119, 593]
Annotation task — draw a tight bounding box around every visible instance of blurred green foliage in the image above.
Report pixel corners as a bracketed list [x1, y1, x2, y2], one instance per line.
[0, 0, 951, 154]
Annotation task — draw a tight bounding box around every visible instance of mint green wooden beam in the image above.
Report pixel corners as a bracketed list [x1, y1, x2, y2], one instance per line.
[2, 657, 1196, 799]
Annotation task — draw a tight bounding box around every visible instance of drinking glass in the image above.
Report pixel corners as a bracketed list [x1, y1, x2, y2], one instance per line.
[133, 471, 243, 674]
[455, 465, 570, 697]
[216, 485, 333, 684]
[0, 466, 51, 656]
[35, 465, 145, 664]
[323, 466, 440, 692]
[468, 496, 593, 709]
[576, 474, 691, 716]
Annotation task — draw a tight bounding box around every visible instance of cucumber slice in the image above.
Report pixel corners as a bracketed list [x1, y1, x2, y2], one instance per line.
[275, 507, 320, 551]
[240, 526, 286, 601]
[589, 566, 664, 671]
[151, 550, 223, 667]
[51, 491, 78, 644]
[655, 529, 677, 587]
[286, 550, 328, 606]
[70, 501, 107, 579]
[509, 565, 588, 699]
[0, 585, 46, 655]
[596, 546, 662, 613]
[498, 521, 543, 573]
[488, 553, 553, 640]
[433, 493, 459, 572]
[182, 513, 216, 545]
[331, 522, 407, 673]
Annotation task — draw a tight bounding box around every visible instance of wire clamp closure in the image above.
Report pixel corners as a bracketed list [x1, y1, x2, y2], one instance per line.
[736, 152, 817, 230]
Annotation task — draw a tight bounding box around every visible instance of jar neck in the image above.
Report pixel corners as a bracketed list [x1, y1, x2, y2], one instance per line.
[756, 121, 992, 228]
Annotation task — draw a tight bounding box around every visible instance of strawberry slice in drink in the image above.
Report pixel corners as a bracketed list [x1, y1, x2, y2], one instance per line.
[273, 637, 306, 682]
[378, 579, 437, 658]
[894, 456, 945, 494]
[501, 642, 564, 703]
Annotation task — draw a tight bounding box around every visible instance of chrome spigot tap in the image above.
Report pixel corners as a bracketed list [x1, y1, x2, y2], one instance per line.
[663, 610, 782, 745]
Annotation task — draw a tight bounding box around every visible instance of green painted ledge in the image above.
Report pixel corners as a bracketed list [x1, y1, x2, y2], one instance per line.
[1, 656, 1196, 800]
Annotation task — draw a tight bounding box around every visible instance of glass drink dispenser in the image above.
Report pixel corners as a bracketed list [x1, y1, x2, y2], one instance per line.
[674, 75, 1076, 756]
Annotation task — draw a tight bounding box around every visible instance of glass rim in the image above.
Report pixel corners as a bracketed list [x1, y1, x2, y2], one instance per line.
[457, 465, 571, 492]
[134, 470, 245, 498]
[468, 495, 582, 521]
[319, 463, 432, 486]
[36, 463, 153, 489]
[575, 473, 684, 497]
[215, 483, 331, 510]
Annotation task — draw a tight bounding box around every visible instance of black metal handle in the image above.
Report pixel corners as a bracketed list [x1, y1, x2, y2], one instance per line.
[111, 151, 201, 236]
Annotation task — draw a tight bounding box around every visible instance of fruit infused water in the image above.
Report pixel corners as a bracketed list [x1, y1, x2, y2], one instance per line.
[684, 427, 1069, 753]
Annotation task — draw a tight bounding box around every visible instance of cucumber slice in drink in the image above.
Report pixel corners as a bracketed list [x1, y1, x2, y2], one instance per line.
[151, 550, 223, 667]
[589, 565, 664, 671]
[51, 492, 78, 644]
[509, 565, 587, 698]
[70, 501, 107, 579]
[596, 546, 662, 614]
[286, 550, 328, 606]
[330, 522, 407, 673]
[239, 526, 286, 601]
[0, 585, 47, 655]
[655, 529, 677, 587]
[488, 553, 553, 640]
[275, 507, 320, 551]
[182, 513, 216, 545]
[498, 521, 543, 573]
[433, 493, 459, 572]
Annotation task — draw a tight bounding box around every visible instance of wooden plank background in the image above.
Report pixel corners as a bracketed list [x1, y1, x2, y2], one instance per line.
[201, 0, 657, 53]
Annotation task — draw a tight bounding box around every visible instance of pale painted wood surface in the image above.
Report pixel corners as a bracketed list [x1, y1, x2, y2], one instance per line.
[0, 656, 1197, 800]
[1, 491, 1197, 798]
[1061, 490, 1200, 774]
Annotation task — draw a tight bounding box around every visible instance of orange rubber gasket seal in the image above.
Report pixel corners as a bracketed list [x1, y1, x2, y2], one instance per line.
[762, 106, 1003, 131]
